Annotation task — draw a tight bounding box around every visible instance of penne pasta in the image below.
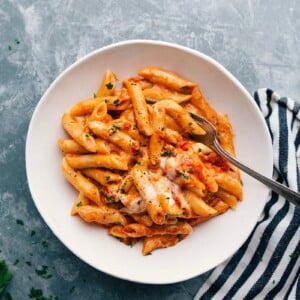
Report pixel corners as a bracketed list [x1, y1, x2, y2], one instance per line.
[89, 120, 140, 154]
[77, 205, 128, 226]
[143, 83, 192, 103]
[157, 100, 206, 135]
[61, 158, 102, 206]
[124, 79, 153, 136]
[142, 235, 186, 256]
[138, 66, 196, 93]
[191, 86, 218, 125]
[82, 168, 122, 185]
[59, 67, 243, 255]
[65, 153, 128, 170]
[96, 69, 117, 97]
[62, 113, 97, 152]
[122, 221, 192, 238]
[71, 192, 90, 216]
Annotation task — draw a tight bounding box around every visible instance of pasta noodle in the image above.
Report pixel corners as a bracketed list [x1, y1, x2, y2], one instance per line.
[58, 66, 243, 255]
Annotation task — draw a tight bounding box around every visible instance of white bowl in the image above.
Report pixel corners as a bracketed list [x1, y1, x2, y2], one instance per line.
[26, 40, 273, 284]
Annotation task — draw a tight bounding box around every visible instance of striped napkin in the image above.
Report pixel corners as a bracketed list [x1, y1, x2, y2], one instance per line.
[194, 89, 300, 300]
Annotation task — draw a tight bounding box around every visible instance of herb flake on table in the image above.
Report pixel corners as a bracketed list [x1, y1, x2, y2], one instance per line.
[28, 287, 54, 300]
[3, 292, 12, 300]
[0, 260, 12, 295]
[35, 265, 52, 279]
[41, 241, 49, 248]
[289, 250, 299, 259]
[16, 219, 24, 225]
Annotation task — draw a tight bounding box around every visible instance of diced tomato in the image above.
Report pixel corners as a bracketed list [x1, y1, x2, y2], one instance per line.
[173, 195, 181, 207]
[178, 140, 190, 151]
[193, 165, 205, 182]
[123, 122, 131, 130]
[207, 153, 229, 171]
[131, 145, 140, 154]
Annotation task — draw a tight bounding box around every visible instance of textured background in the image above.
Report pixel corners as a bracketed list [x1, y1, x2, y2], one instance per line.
[1, 0, 300, 299]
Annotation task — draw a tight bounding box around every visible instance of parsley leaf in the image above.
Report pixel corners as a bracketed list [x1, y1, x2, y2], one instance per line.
[28, 287, 54, 300]
[4, 292, 13, 300]
[113, 99, 120, 106]
[289, 250, 299, 259]
[161, 150, 173, 157]
[176, 170, 190, 180]
[0, 260, 12, 295]
[16, 219, 24, 225]
[35, 265, 52, 279]
[106, 82, 114, 90]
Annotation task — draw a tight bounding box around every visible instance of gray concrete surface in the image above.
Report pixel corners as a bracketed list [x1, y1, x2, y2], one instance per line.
[1, 0, 300, 299]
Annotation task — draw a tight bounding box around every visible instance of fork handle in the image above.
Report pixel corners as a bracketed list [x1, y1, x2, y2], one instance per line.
[212, 142, 300, 207]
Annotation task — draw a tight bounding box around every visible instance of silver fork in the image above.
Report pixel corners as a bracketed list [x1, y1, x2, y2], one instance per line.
[189, 112, 300, 207]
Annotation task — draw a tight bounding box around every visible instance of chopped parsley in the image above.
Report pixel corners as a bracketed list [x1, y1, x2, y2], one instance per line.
[35, 265, 52, 279]
[0, 260, 12, 295]
[8, 45, 12, 51]
[289, 250, 299, 259]
[188, 122, 193, 126]
[130, 83, 136, 86]
[177, 234, 183, 241]
[3, 292, 12, 300]
[113, 99, 120, 106]
[69, 286, 75, 294]
[105, 176, 111, 181]
[28, 287, 54, 300]
[109, 128, 117, 135]
[41, 241, 49, 248]
[198, 148, 202, 152]
[16, 219, 24, 225]
[112, 123, 121, 129]
[105, 195, 114, 202]
[93, 92, 97, 98]
[76, 201, 82, 207]
[13, 259, 19, 266]
[14, 39, 20, 44]
[161, 150, 173, 157]
[272, 279, 276, 284]
[26, 261, 32, 266]
[109, 122, 121, 135]
[176, 170, 190, 180]
[30, 230, 36, 237]
[106, 82, 114, 90]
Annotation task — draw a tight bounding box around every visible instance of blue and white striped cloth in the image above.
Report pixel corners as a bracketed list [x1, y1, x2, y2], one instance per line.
[194, 89, 300, 300]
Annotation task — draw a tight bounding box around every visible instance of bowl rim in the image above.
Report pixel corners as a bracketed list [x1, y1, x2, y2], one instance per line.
[25, 39, 273, 284]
